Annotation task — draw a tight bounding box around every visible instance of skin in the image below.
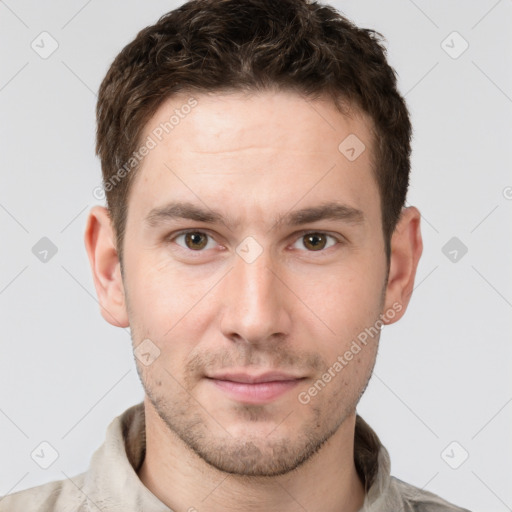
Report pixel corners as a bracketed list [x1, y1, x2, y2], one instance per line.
[85, 90, 422, 512]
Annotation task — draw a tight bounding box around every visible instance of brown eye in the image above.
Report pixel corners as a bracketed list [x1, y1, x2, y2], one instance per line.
[184, 232, 208, 250]
[302, 233, 328, 251]
[182, 232, 209, 250]
[291, 232, 338, 252]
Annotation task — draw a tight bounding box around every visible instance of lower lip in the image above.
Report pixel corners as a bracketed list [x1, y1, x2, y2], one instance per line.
[208, 378, 302, 404]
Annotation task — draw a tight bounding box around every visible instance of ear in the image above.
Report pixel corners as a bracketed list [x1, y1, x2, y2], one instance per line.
[382, 206, 423, 325]
[84, 206, 129, 328]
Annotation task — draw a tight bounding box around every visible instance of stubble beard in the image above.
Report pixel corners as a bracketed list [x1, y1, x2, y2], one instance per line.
[135, 348, 377, 478]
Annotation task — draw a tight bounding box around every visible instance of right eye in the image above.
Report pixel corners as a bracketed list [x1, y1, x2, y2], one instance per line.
[171, 230, 219, 252]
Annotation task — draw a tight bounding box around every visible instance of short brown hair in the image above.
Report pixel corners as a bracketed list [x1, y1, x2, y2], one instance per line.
[96, 0, 412, 265]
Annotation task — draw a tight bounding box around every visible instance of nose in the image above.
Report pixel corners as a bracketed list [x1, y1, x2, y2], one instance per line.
[218, 244, 292, 346]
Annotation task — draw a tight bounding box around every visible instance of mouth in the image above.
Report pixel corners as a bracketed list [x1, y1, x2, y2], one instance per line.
[205, 371, 306, 404]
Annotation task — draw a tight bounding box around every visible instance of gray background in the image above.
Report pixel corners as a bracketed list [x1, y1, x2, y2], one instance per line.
[1, 1, 511, 510]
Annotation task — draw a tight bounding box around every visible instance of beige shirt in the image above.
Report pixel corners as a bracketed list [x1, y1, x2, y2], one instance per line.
[0, 402, 471, 511]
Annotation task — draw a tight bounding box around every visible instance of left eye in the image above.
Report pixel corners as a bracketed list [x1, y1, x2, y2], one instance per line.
[292, 232, 338, 252]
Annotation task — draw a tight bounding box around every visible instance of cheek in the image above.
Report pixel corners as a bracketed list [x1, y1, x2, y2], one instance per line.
[298, 264, 383, 331]
[126, 255, 209, 330]
[125, 260, 218, 374]
[294, 275, 384, 390]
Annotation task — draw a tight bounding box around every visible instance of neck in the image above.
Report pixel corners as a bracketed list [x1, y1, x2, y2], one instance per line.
[138, 399, 366, 512]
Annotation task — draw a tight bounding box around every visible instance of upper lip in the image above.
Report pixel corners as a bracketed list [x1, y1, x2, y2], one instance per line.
[207, 371, 304, 384]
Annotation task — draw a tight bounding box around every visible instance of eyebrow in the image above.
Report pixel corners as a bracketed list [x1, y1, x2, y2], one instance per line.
[144, 200, 365, 230]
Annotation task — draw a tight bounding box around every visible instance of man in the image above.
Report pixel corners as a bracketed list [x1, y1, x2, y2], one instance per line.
[0, 0, 471, 510]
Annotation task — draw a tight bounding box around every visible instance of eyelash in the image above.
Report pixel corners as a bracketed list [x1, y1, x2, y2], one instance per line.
[167, 229, 343, 256]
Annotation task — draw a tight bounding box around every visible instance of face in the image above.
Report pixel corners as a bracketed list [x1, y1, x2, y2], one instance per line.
[120, 90, 391, 476]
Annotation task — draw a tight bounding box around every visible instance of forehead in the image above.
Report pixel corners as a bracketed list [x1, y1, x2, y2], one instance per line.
[143, 89, 373, 156]
[128, 90, 380, 230]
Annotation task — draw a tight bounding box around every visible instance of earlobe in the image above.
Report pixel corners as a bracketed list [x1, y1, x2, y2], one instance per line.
[382, 206, 423, 325]
[84, 206, 129, 328]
